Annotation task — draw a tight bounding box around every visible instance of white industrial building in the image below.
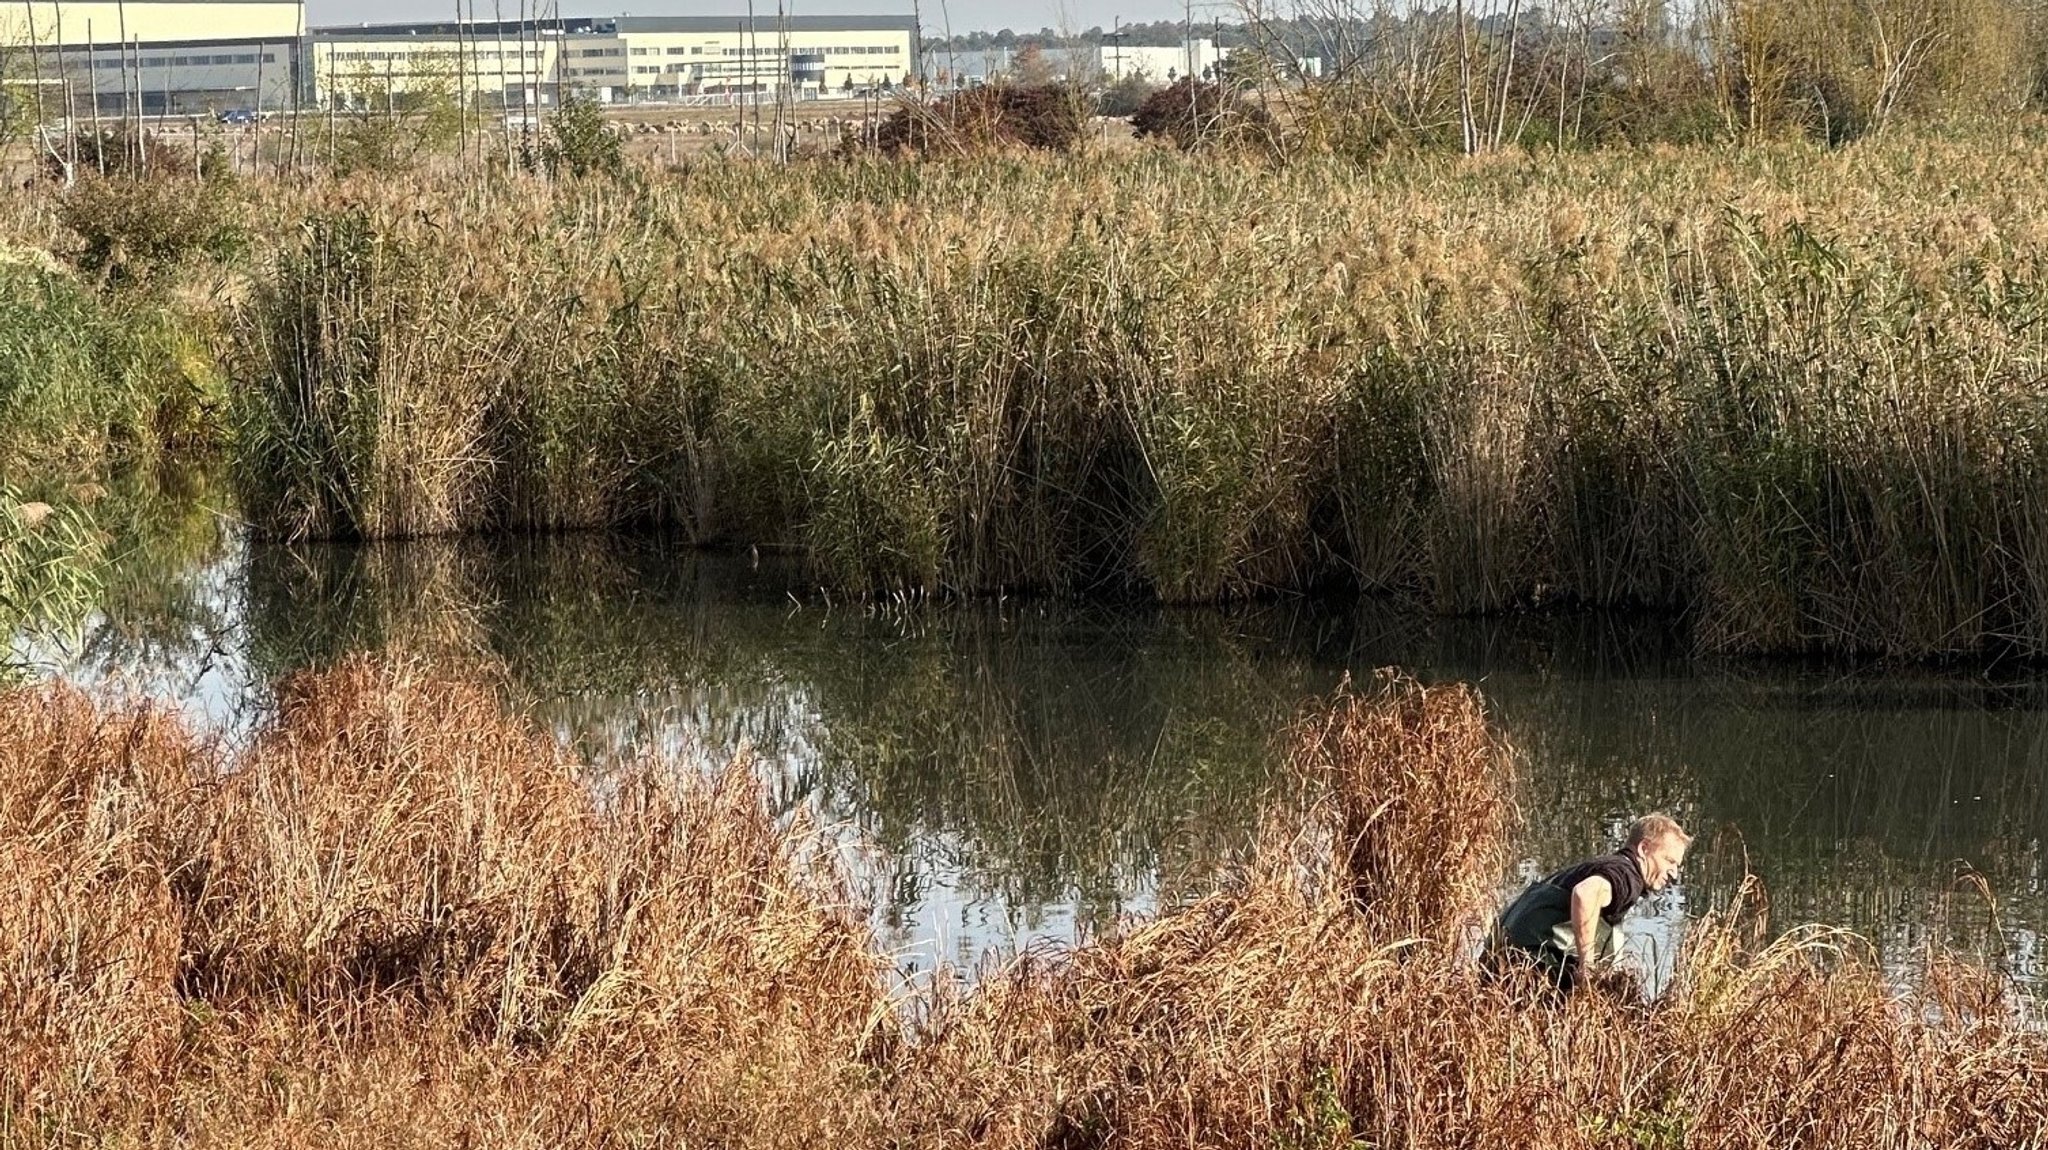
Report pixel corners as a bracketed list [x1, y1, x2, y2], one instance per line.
[309, 14, 919, 108]
[306, 16, 588, 112]
[2, 0, 304, 114]
[591, 15, 917, 100]
[1099, 39, 1225, 84]
[1, 4, 918, 114]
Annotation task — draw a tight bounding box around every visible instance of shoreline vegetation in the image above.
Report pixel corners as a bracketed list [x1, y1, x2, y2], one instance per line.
[231, 137, 2048, 664]
[5, 660, 2040, 1147]
[10, 129, 2048, 658]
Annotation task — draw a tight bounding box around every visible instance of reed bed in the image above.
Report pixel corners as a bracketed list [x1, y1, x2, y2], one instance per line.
[225, 128, 2048, 658]
[1, 660, 889, 1146]
[3, 659, 2041, 1147]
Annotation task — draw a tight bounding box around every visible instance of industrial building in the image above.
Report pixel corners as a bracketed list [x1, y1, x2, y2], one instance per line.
[1099, 39, 1226, 84]
[309, 14, 919, 108]
[1, 3, 917, 114]
[2, 0, 305, 114]
[304, 16, 585, 113]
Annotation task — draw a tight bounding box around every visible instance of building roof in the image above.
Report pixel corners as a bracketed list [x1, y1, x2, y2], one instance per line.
[310, 13, 917, 40]
[45, 36, 298, 50]
[610, 15, 917, 33]
[311, 18, 608, 40]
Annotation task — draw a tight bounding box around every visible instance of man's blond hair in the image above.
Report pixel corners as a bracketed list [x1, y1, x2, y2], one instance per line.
[1625, 813, 1691, 851]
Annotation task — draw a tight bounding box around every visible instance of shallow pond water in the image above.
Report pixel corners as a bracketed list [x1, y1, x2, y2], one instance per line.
[22, 529, 2046, 991]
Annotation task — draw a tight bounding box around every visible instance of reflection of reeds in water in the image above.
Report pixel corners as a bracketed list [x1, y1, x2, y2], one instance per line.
[10, 662, 2041, 1146]
[71, 470, 235, 678]
[239, 536, 1314, 935]
[807, 606, 1316, 932]
[221, 537, 2048, 972]
[241, 536, 500, 681]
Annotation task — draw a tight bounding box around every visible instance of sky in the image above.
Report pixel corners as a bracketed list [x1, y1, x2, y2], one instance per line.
[302, 0, 1230, 35]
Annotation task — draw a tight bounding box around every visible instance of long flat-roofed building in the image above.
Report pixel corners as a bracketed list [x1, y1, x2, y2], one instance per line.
[0, 6, 915, 115]
[587, 15, 918, 100]
[308, 13, 918, 108]
[3, 0, 305, 113]
[306, 17, 590, 112]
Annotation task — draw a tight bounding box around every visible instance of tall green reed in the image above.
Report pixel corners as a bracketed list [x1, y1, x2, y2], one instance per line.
[229, 136, 2048, 658]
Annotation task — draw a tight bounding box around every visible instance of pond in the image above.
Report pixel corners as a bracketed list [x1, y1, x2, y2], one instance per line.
[21, 519, 2046, 992]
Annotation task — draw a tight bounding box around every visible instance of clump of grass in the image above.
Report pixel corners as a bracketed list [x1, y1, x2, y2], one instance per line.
[0, 263, 219, 478]
[1289, 670, 1515, 942]
[4, 659, 890, 1143]
[867, 85, 1089, 155]
[231, 208, 492, 540]
[0, 685, 198, 1115]
[0, 257, 220, 655]
[0, 490, 105, 657]
[232, 190, 706, 542]
[55, 174, 247, 286]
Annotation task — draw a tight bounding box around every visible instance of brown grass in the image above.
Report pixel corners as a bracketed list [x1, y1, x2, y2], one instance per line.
[1291, 671, 1515, 943]
[1, 660, 889, 1146]
[2, 661, 2041, 1148]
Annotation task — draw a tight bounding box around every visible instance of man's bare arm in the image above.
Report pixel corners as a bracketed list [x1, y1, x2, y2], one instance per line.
[1569, 875, 1612, 983]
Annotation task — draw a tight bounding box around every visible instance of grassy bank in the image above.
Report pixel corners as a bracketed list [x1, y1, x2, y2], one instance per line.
[227, 128, 2048, 658]
[0, 249, 227, 652]
[4, 659, 2040, 1147]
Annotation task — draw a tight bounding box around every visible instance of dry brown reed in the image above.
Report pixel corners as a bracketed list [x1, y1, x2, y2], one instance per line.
[4, 663, 2043, 1147]
[2, 660, 889, 1146]
[0, 685, 196, 1123]
[1289, 671, 1515, 942]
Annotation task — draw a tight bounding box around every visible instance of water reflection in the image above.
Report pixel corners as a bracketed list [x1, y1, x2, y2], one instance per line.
[34, 528, 2048, 985]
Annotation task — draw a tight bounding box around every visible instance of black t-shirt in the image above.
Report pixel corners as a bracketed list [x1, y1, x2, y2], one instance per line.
[1541, 851, 1648, 926]
[1498, 850, 1648, 950]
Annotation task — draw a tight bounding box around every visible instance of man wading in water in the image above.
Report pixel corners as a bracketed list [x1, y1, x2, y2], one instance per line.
[1492, 814, 1691, 992]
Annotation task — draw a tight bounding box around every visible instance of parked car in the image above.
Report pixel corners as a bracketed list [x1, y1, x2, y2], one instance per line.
[215, 108, 258, 125]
